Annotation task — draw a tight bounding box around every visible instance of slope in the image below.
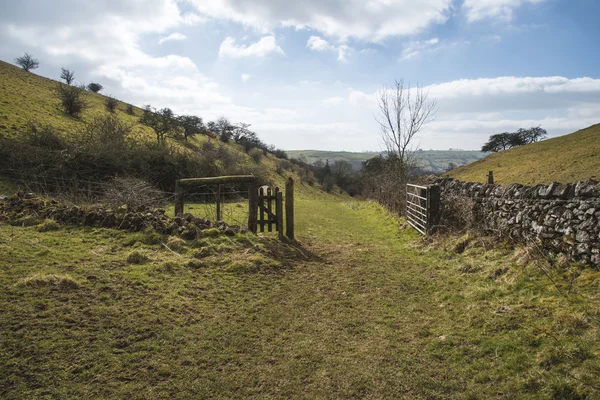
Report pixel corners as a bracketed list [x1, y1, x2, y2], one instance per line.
[0, 59, 335, 201]
[448, 123, 600, 185]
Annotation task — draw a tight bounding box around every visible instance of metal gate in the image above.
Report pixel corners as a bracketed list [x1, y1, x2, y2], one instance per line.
[406, 184, 428, 234]
[406, 183, 440, 235]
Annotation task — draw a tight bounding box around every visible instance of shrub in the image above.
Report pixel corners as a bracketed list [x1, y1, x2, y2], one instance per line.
[248, 148, 263, 163]
[56, 83, 87, 117]
[87, 82, 103, 93]
[127, 250, 149, 264]
[126, 104, 135, 115]
[105, 95, 118, 113]
[102, 177, 165, 209]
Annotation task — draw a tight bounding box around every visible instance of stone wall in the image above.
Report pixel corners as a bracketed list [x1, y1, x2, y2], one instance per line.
[435, 178, 600, 265]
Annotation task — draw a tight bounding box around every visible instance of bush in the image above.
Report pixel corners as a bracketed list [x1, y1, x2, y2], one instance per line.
[102, 177, 165, 209]
[126, 104, 135, 115]
[248, 148, 263, 163]
[56, 83, 87, 117]
[105, 95, 118, 113]
[87, 82, 103, 93]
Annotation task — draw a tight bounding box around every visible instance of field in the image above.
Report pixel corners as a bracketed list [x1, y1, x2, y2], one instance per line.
[448, 123, 600, 185]
[1, 197, 599, 399]
[287, 149, 486, 173]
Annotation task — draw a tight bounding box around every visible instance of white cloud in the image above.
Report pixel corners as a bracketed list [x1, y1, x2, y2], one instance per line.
[219, 35, 284, 58]
[189, 0, 453, 41]
[322, 96, 345, 106]
[158, 32, 187, 44]
[307, 36, 333, 51]
[463, 0, 546, 22]
[306, 35, 352, 62]
[241, 73, 251, 82]
[400, 37, 439, 60]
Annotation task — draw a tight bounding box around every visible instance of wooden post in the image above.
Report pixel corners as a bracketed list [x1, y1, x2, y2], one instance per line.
[216, 184, 222, 221]
[267, 187, 273, 232]
[276, 191, 284, 240]
[285, 177, 294, 240]
[259, 187, 265, 233]
[175, 181, 184, 216]
[488, 171, 494, 184]
[248, 179, 258, 234]
[427, 185, 441, 234]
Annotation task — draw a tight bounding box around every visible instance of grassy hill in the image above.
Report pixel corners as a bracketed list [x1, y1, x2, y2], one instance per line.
[448, 123, 600, 185]
[287, 149, 486, 173]
[0, 60, 150, 139]
[0, 59, 335, 201]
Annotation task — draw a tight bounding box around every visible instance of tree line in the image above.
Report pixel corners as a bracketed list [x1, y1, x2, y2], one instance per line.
[481, 127, 547, 152]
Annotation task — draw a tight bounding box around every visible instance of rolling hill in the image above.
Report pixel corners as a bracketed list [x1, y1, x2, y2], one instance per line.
[286, 149, 486, 173]
[447, 123, 600, 185]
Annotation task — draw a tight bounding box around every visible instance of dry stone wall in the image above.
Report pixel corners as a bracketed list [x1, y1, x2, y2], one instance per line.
[436, 178, 600, 265]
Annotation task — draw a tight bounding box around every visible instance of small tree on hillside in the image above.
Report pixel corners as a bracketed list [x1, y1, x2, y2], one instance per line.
[140, 105, 180, 144]
[60, 68, 75, 85]
[177, 115, 204, 140]
[87, 82, 103, 93]
[15, 53, 39, 72]
[55, 83, 87, 117]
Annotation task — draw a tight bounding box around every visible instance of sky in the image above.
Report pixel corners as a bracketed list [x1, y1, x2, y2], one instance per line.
[1, 0, 599, 152]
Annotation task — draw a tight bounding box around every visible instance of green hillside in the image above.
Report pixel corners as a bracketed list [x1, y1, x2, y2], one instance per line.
[0, 59, 337, 201]
[0, 60, 150, 139]
[448, 123, 600, 185]
[287, 149, 486, 173]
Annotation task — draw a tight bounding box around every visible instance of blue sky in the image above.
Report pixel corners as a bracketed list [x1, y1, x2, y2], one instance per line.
[1, 0, 599, 151]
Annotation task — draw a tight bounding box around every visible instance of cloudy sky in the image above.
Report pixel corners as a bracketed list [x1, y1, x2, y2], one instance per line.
[1, 0, 599, 151]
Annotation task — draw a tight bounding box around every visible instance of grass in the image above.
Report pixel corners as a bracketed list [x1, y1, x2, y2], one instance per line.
[448, 123, 600, 185]
[1, 197, 599, 398]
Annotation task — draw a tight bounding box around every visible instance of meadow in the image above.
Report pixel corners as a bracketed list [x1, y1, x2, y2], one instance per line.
[1, 197, 598, 399]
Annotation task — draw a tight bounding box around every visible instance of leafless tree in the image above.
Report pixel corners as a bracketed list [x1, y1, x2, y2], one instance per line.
[375, 79, 437, 172]
[60, 68, 75, 85]
[15, 53, 39, 72]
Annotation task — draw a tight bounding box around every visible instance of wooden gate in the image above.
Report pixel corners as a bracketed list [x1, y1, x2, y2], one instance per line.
[258, 186, 283, 236]
[406, 183, 440, 235]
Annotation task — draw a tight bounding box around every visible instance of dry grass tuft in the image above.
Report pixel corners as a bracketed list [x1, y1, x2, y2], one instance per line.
[18, 273, 79, 289]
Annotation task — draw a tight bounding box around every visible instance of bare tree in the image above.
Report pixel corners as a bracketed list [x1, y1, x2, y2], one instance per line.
[60, 68, 75, 85]
[15, 53, 39, 72]
[375, 79, 437, 172]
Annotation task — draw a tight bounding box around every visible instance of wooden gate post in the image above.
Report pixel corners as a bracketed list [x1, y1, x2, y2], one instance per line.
[276, 191, 284, 240]
[285, 177, 294, 240]
[427, 185, 441, 234]
[175, 181, 184, 216]
[248, 178, 258, 234]
[216, 184, 222, 221]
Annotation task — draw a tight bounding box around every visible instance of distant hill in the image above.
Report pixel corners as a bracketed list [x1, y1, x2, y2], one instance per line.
[447, 123, 600, 185]
[286, 149, 486, 173]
